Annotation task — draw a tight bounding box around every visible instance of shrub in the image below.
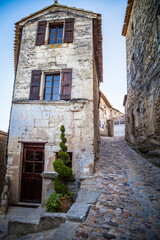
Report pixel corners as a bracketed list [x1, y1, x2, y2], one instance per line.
[45, 192, 63, 212]
[45, 125, 74, 212]
[53, 125, 73, 196]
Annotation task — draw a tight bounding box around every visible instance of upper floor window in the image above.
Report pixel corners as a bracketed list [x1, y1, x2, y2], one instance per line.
[36, 19, 74, 46]
[29, 69, 72, 101]
[44, 74, 60, 100]
[49, 24, 63, 44]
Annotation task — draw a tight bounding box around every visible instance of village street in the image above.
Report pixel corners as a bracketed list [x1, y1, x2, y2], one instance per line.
[1, 136, 160, 240]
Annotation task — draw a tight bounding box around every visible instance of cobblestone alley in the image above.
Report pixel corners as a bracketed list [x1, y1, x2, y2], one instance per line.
[1, 137, 160, 240]
[73, 137, 160, 240]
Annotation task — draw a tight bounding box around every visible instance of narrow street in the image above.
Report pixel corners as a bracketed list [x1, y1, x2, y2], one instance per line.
[1, 137, 160, 240]
[73, 137, 160, 240]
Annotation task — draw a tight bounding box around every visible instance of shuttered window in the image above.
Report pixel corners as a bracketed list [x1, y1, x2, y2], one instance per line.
[43, 70, 72, 101]
[44, 74, 60, 101]
[29, 70, 41, 100]
[49, 24, 63, 44]
[64, 19, 74, 43]
[60, 69, 72, 100]
[36, 21, 46, 45]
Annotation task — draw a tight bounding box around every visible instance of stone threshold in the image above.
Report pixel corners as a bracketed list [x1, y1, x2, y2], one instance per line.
[15, 202, 41, 208]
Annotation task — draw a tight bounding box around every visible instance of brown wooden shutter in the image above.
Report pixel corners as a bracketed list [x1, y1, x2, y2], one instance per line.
[36, 21, 46, 46]
[29, 70, 41, 100]
[64, 19, 74, 43]
[60, 69, 72, 100]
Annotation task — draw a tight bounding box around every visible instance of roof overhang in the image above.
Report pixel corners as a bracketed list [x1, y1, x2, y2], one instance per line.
[122, 0, 134, 36]
[99, 90, 112, 108]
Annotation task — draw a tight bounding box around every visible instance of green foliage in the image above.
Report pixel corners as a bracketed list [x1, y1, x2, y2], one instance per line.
[45, 192, 63, 212]
[53, 125, 73, 195]
[45, 125, 74, 213]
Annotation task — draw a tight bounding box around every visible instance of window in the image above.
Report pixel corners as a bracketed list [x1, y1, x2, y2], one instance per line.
[131, 22, 134, 40]
[29, 69, 72, 101]
[44, 74, 60, 100]
[49, 24, 63, 44]
[131, 54, 135, 76]
[157, 5, 160, 41]
[36, 19, 74, 46]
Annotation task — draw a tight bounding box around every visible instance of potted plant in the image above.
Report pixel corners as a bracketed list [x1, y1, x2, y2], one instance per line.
[45, 125, 74, 212]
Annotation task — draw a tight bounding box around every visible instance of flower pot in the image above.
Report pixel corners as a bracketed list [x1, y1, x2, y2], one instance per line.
[59, 195, 73, 213]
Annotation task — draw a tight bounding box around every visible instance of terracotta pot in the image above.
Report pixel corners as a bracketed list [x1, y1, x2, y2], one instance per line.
[59, 195, 73, 213]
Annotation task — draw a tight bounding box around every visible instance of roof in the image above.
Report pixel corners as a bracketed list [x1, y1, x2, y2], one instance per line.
[0, 130, 8, 136]
[14, 2, 103, 82]
[99, 90, 112, 108]
[122, 0, 134, 36]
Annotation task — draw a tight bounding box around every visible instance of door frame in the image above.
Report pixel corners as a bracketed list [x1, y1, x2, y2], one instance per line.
[20, 143, 45, 203]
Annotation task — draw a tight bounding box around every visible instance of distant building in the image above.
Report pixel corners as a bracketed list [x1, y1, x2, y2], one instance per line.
[122, 0, 160, 155]
[99, 90, 125, 137]
[99, 90, 112, 136]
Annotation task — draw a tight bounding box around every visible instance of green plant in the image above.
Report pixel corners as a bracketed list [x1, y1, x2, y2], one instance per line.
[45, 125, 74, 212]
[53, 125, 73, 196]
[45, 192, 63, 212]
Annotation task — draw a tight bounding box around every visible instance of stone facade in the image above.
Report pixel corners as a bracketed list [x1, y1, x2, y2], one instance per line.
[99, 91, 112, 136]
[0, 131, 7, 197]
[99, 91, 124, 137]
[7, 3, 103, 204]
[123, 0, 160, 154]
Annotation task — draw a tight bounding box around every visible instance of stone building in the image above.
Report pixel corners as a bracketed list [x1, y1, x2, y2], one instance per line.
[99, 90, 112, 136]
[99, 90, 124, 137]
[7, 1, 103, 204]
[122, 0, 160, 155]
[0, 131, 7, 197]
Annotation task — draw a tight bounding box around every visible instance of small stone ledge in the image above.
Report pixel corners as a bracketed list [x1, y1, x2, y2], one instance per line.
[41, 171, 57, 179]
[41, 172, 76, 181]
[76, 189, 99, 204]
[12, 99, 90, 105]
[66, 203, 90, 222]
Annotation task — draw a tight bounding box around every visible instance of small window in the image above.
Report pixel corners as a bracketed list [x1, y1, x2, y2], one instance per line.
[49, 24, 63, 44]
[157, 6, 160, 41]
[131, 54, 135, 76]
[131, 22, 134, 40]
[44, 74, 60, 100]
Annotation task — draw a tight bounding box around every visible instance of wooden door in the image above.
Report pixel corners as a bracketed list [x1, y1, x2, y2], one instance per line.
[20, 144, 44, 203]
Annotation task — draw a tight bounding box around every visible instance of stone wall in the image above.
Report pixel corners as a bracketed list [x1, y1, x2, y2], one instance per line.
[7, 6, 101, 204]
[99, 95, 111, 136]
[125, 0, 160, 154]
[0, 131, 7, 197]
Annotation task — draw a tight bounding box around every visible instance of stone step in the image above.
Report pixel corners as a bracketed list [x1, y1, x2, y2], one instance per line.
[8, 212, 66, 236]
[48, 221, 80, 240]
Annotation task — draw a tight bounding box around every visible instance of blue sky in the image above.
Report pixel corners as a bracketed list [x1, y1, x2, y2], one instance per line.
[0, 0, 127, 132]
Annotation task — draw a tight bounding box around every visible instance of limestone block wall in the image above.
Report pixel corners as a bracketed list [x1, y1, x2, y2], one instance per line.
[125, 0, 160, 153]
[13, 8, 95, 101]
[7, 6, 101, 204]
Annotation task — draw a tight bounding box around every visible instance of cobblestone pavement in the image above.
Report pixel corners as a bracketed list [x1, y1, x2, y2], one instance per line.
[73, 137, 160, 240]
[1, 137, 160, 240]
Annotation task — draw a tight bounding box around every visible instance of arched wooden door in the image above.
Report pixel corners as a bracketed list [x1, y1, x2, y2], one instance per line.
[20, 144, 44, 203]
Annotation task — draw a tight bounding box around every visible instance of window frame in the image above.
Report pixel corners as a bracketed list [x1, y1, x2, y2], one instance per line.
[48, 23, 64, 45]
[43, 73, 61, 101]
